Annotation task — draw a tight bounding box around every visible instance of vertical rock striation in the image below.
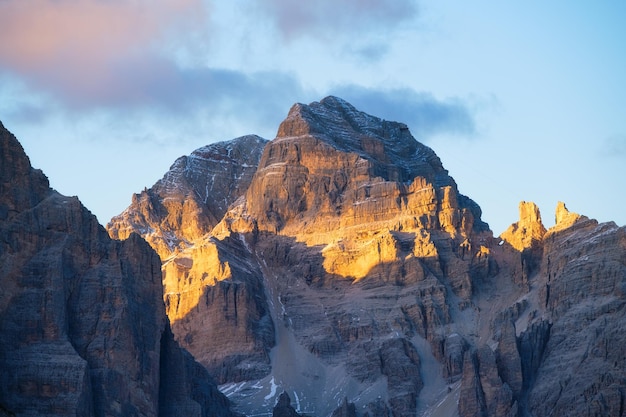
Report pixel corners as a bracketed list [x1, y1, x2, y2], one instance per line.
[523, 204, 626, 417]
[0, 122, 237, 416]
[109, 97, 498, 416]
[106, 97, 626, 417]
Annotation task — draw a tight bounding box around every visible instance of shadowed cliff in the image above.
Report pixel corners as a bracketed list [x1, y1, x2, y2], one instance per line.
[0, 121, 240, 417]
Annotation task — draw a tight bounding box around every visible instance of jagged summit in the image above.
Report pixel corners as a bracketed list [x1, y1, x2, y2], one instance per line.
[105, 98, 626, 417]
[157, 134, 267, 198]
[274, 96, 449, 186]
[500, 201, 547, 251]
[277, 96, 392, 140]
[244, 96, 489, 236]
[0, 121, 51, 217]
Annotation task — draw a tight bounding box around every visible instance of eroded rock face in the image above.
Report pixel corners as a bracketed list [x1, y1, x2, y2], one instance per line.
[107, 97, 626, 417]
[500, 201, 547, 252]
[499, 201, 547, 287]
[458, 346, 518, 417]
[0, 122, 237, 417]
[107, 135, 267, 260]
[106, 135, 275, 386]
[524, 207, 626, 417]
[109, 97, 498, 416]
[162, 236, 275, 384]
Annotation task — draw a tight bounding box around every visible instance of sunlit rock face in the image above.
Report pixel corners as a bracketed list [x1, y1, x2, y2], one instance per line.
[107, 134, 267, 260]
[242, 97, 491, 286]
[108, 97, 626, 417]
[499, 201, 548, 287]
[500, 201, 547, 252]
[0, 122, 237, 417]
[109, 97, 498, 416]
[108, 135, 275, 386]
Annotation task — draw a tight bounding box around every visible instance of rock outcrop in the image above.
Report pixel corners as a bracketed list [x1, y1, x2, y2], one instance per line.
[499, 201, 547, 287]
[107, 135, 267, 260]
[0, 121, 238, 416]
[106, 97, 626, 417]
[458, 346, 517, 417]
[523, 205, 626, 417]
[462, 202, 626, 417]
[272, 392, 302, 417]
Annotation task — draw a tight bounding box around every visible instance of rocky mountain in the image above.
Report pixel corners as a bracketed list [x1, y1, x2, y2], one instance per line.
[88, 96, 626, 416]
[106, 97, 626, 417]
[0, 122, 239, 416]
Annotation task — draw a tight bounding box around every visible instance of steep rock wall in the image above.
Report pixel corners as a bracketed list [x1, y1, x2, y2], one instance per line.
[106, 98, 626, 417]
[0, 122, 237, 417]
[107, 135, 267, 260]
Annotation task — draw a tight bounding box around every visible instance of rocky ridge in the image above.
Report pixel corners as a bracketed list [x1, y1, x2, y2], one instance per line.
[0, 121, 239, 416]
[104, 96, 625, 417]
[108, 134, 268, 260]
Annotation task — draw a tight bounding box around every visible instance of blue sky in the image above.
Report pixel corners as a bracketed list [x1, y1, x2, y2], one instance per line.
[1, 1, 624, 234]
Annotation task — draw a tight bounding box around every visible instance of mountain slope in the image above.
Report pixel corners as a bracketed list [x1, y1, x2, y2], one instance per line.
[0, 121, 239, 417]
[108, 134, 267, 260]
[108, 97, 626, 417]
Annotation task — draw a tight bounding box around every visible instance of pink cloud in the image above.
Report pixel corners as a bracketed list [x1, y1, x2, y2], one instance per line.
[0, 0, 207, 106]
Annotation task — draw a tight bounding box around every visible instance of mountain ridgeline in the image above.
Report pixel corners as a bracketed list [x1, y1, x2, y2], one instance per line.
[1, 96, 624, 417]
[108, 97, 626, 417]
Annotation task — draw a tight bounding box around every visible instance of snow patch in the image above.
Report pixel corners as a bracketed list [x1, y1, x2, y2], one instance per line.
[238, 233, 251, 253]
[292, 391, 301, 412]
[264, 377, 278, 401]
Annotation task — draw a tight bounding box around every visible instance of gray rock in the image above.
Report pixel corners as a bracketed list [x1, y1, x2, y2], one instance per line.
[0, 121, 238, 416]
[495, 318, 523, 398]
[101, 97, 626, 417]
[272, 392, 302, 417]
[459, 347, 517, 417]
[525, 213, 626, 417]
[331, 397, 357, 417]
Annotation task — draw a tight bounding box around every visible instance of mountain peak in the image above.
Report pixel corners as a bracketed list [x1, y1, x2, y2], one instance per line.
[107, 134, 268, 259]
[276, 96, 382, 138]
[273, 96, 451, 187]
[277, 95, 405, 143]
[1, 121, 51, 217]
[500, 201, 547, 251]
[101, 97, 626, 417]
[551, 201, 585, 232]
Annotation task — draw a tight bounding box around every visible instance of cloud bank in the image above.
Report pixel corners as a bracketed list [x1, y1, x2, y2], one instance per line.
[0, 0, 470, 145]
[0, 0, 207, 108]
[0, 0, 309, 139]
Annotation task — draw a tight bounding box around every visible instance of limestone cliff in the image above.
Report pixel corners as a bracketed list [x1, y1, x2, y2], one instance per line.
[524, 205, 626, 417]
[107, 97, 626, 417]
[0, 122, 238, 416]
[107, 135, 275, 385]
[107, 135, 267, 260]
[109, 97, 499, 416]
[459, 203, 626, 417]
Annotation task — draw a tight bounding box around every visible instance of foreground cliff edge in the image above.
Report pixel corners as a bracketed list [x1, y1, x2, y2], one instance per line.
[0, 122, 239, 416]
[107, 97, 626, 417]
